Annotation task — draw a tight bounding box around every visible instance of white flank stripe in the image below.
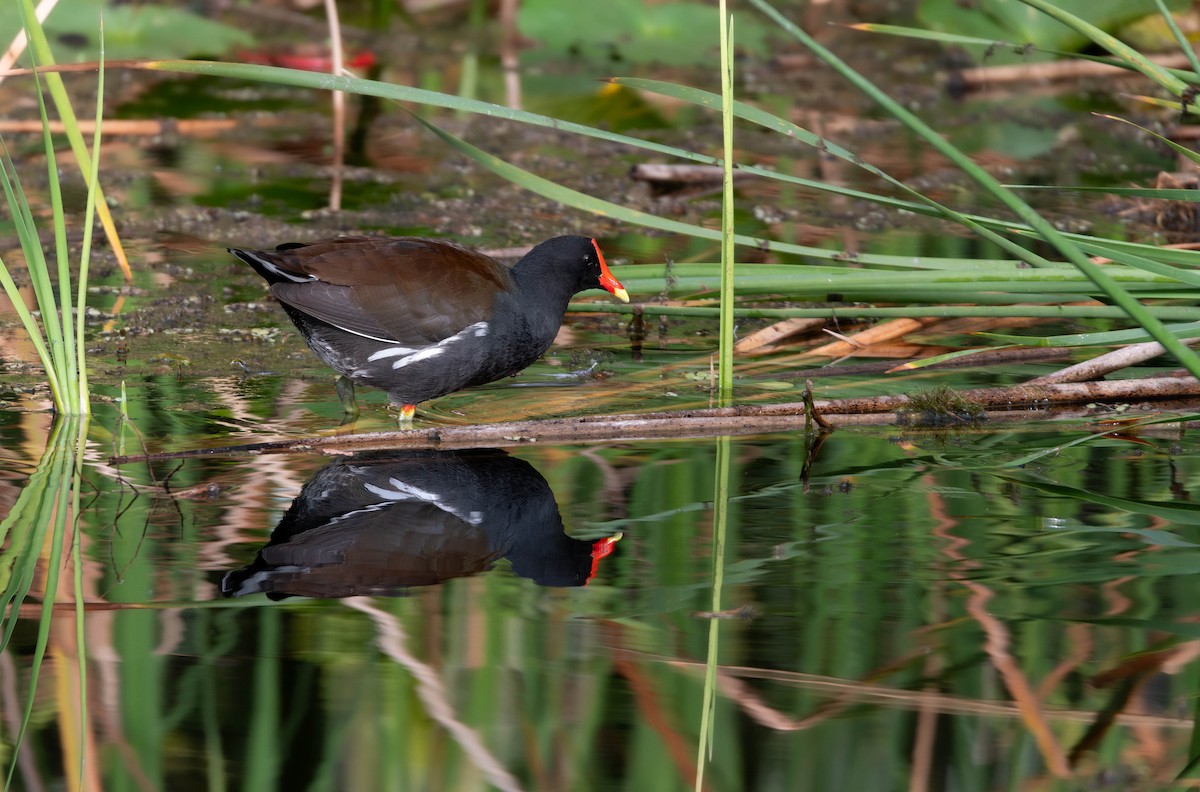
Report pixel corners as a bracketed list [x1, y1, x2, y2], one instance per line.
[360, 477, 485, 525]
[392, 346, 445, 370]
[364, 478, 441, 503]
[373, 321, 490, 370]
[368, 345, 418, 362]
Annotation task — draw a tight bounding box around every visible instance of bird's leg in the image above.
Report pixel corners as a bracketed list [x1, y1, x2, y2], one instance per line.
[335, 376, 359, 421]
[386, 401, 417, 427]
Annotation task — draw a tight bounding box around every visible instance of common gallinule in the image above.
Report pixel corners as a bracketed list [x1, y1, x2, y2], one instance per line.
[229, 235, 629, 420]
[220, 449, 621, 599]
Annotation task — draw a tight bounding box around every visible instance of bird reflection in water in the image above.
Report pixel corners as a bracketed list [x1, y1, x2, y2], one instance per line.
[221, 449, 620, 600]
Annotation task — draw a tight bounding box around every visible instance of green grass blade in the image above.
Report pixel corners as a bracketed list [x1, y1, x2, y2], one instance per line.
[614, 75, 1200, 288]
[1152, 0, 1200, 76]
[5, 4, 105, 414]
[718, 5, 734, 407]
[1060, 236, 1200, 268]
[890, 345, 1020, 371]
[981, 320, 1200, 347]
[12, 1, 71, 409]
[72, 26, 105, 414]
[1056, 235, 1200, 287]
[847, 23, 1016, 47]
[417, 111, 1200, 295]
[570, 302, 1200, 321]
[143, 58, 717, 161]
[18, 0, 131, 282]
[139, 58, 1200, 280]
[410, 114, 978, 268]
[612, 262, 1193, 296]
[1014, 0, 1189, 95]
[34, 65, 76, 407]
[748, 0, 1200, 379]
[853, 22, 1200, 84]
[141, 61, 1022, 266]
[1094, 113, 1200, 167]
[611, 76, 1076, 272]
[1016, 186, 1200, 199]
[0, 144, 63, 404]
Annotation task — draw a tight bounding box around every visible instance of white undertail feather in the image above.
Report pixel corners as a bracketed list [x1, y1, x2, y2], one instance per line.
[239, 250, 314, 283]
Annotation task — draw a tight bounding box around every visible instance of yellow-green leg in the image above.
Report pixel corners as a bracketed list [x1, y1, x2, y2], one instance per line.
[336, 376, 359, 421]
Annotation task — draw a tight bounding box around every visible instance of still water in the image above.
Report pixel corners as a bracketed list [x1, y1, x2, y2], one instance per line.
[2, 394, 1198, 791]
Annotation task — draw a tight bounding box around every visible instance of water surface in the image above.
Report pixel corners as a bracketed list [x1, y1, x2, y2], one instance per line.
[3, 397, 1198, 790]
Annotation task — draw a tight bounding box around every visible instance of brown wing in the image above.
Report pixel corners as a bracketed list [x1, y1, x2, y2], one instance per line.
[265, 237, 515, 343]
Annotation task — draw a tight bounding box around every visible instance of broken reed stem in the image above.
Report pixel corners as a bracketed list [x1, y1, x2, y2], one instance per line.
[1028, 337, 1200, 385]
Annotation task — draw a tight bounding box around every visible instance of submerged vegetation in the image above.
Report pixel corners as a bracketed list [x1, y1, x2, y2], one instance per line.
[902, 384, 986, 424]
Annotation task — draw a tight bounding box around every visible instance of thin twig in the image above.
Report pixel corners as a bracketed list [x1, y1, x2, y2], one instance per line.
[324, 0, 345, 211]
[0, 118, 239, 136]
[499, 0, 521, 109]
[956, 52, 1191, 89]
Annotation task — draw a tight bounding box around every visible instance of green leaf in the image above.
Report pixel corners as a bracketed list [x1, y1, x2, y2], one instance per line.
[1012, 186, 1200, 200]
[888, 346, 1018, 371]
[979, 320, 1200, 347]
[1095, 113, 1200, 167]
[0, 0, 253, 62]
[517, 0, 768, 66]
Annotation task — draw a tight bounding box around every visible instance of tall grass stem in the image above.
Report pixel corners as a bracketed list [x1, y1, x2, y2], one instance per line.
[717, 4, 735, 406]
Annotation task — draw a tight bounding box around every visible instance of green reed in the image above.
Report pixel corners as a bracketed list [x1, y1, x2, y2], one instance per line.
[0, 3, 105, 414]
